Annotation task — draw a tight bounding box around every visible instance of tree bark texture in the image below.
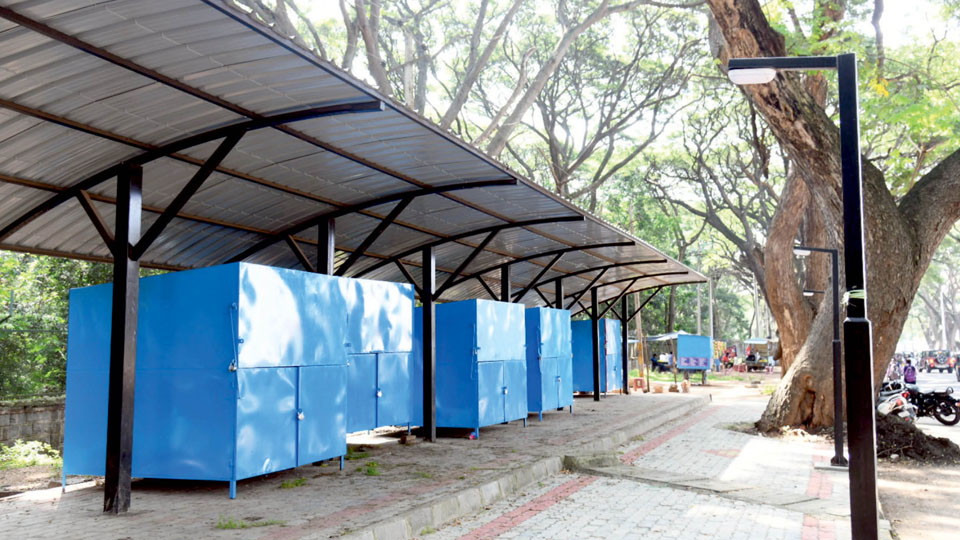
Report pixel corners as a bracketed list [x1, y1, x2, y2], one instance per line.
[707, 0, 960, 429]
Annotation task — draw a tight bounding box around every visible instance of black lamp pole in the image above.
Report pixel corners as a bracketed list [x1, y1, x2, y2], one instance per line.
[796, 246, 848, 468]
[729, 53, 877, 539]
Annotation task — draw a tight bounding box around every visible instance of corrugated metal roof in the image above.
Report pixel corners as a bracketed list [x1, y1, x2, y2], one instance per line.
[0, 0, 705, 307]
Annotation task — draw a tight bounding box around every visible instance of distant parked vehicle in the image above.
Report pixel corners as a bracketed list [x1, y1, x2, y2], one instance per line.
[921, 350, 954, 373]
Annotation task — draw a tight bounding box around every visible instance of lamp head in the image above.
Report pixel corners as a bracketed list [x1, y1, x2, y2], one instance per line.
[802, 290, 815, 297]
[728, 67, 777, 85]
[793, 248, 811, 257]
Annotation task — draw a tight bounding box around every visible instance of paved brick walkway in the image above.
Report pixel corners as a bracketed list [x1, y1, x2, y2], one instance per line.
[0, 393, 703, 540]
[430, 395, 867, 540]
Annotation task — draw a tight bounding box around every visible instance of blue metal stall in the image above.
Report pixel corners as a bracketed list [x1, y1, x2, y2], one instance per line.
[64, 263, 350, 498]
[525, 307, 574, 420]
[571, 318, 622, 393]
[415, 299, 528, 437]
[344, 278, 417, 433]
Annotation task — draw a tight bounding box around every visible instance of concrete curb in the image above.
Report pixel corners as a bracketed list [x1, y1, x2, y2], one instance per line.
[340, 395, 710, 540]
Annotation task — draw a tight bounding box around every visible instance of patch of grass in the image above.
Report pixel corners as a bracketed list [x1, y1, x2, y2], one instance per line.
[420, 526, 437, 535]
[362, 461, 381, 476]
[280, 477, 307, 489]
[457, 475, 466, 480]
[630, 434, 645, 442]
[760, 384, 777, 395]
[0, 439, 61, 470]
[414, 471, 432, 479]
[346, 448, 370, 461]
[215, 515, 285, 529]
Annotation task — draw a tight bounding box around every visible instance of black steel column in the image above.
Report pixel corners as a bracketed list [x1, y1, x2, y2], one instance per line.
[554, 278, 564, 309]
[838, 52, 878, 539]
[830, 250, 847, 467]
[318, 217, 335, 274]
[500, 265, 511, 302]
[421, 246, 437, 442]
[621, 295, 629, 395]
[591, 287, 601, 401]
[103, 164, 142, 514]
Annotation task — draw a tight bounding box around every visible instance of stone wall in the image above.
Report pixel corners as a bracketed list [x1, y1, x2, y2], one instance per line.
[0, 398, 65, 451]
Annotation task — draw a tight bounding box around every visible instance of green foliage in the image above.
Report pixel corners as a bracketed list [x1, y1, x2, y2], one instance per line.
[345, 448, 370, 460]
[362, 461, 381, 476]
[0, 439, 62, 470]
[0, 251, 163, 399]
[414, 471, 432, 479]
[279, 477, 307, 489]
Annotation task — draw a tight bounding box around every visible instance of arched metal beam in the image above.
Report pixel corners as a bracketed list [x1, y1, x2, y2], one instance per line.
[355, 215, 586, 279]
[224, 178, 516, 264]
[568, 274, 695, 317]
[0, 99, 383, 243]
[446, 241, 636, 289]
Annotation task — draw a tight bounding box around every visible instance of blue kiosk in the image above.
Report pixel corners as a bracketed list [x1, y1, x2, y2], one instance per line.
[64, 263, 352, 498]
[417, 299, 528, 437]
[571, 318, 622, 394]
[344, 278, 417, 433]
[525, 307, 574, 420]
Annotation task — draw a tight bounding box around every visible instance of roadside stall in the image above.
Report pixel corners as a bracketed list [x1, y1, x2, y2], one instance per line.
[644, 331, 713, 384]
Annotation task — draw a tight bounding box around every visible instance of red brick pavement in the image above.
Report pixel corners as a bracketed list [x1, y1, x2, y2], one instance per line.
[455, 477, 597, 540]
[618, 408, 719, 463]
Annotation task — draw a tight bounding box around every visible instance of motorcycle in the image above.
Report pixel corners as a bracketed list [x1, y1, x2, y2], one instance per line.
[880, 379, 960, 426]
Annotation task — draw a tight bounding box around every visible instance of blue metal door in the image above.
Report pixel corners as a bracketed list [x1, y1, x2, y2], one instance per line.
[347, 354, 377, 432]
[540, 356, 559, 410]
[297, 365, 347, 466]
[558, 354, 574, 407]
[477, 361, 504, 426]
[377, 352, 412, 427]
[502, 360, 527, 422]
[235, 368, 297, 480]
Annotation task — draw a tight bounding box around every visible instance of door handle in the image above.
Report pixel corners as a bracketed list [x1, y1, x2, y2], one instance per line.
[376, 389, 383, 398]
[297, 409, 305, 421]
[503, 387, 508, 395]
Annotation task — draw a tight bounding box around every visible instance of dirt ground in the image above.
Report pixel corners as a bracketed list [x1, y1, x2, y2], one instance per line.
[879, 462, 960, 540]
[0, 464, 60, 496]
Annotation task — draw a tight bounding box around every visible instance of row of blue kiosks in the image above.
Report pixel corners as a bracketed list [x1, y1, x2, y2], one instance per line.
[63, 263, 617, 497]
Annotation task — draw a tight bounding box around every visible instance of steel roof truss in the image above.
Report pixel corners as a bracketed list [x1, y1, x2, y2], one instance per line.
[435, 231, 499, 298]
[598, 277, 641, 319]
[336, 196, 413, 276]
[76, 190, 115, 252]
[566, 268, 608, 310]
[132, 130, 245, 260]
[513, 252, 564, 303]
[285, 235, 316, 273]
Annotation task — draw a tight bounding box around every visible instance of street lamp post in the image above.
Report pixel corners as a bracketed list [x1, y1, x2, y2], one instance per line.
[796, 246, 848, 469]
[729, 54, 877, 539]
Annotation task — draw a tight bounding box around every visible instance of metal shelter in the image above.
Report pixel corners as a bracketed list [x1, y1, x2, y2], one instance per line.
[0, 0, 704, 512]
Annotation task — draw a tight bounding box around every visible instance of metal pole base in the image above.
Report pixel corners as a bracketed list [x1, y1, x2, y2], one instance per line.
[843, 317, 879, 540]
[830, 455, 849, 467]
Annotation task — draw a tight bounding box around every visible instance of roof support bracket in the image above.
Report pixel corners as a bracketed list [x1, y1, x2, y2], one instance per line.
[286, 235, 316, 273]
[225, 178, 516, 265]
[336, 196, 413, 276]
[533, 286, 551, 305]
[394, 260, 423, 298]
[476, 276, 498, 300]
[76, 190, 114, 252]
[598, 277, 640, 319]
[132, 130, 245, 260]
[513, 252, 564, 302]
[565, 268, 608, 310]
[627, 286, 664, 323]
[435, 231, 498, 298]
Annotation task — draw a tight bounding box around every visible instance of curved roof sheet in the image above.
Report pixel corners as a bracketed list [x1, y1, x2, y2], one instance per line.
[0, 0, 705, 307]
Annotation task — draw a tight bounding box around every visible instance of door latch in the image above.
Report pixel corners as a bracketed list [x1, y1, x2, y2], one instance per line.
[297, 409, 305, 421]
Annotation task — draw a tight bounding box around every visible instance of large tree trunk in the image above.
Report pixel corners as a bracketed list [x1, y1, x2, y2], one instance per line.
[708, 0, 960, 430]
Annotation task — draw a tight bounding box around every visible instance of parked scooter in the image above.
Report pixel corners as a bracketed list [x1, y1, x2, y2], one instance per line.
[877, 392, 917, 423]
